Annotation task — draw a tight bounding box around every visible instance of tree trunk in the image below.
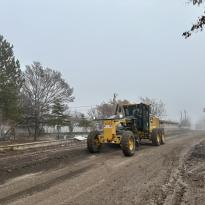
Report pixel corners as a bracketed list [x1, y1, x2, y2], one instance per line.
[34, 119, 39, 141]
[57, 126, 61, 140]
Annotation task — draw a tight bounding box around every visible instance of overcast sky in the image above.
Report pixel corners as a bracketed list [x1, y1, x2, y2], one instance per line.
[0, 0, 205, 123]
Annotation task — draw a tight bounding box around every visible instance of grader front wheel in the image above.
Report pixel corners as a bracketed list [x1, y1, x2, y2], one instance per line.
[121, 131, 136, 157]
[87, 131, 102, 153]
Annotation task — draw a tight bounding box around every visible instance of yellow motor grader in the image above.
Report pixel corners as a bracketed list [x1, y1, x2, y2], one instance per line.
[87, 103, 165, 157]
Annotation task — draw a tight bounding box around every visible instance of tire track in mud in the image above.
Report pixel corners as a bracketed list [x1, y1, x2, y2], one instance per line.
[0, 148, 122, 205]
[0, 164, 94, 205]
[0, 131, 203, 205]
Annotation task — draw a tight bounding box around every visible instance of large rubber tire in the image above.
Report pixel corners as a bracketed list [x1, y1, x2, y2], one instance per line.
[135, 135, 140, 150]
[87, 131, 102, 153]
[121, 131, 136, 157]
[160, 129, 165, 145]
[151, 129, 161, 146]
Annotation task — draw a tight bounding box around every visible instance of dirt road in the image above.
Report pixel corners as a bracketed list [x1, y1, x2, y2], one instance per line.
[0, 131, 204, 205]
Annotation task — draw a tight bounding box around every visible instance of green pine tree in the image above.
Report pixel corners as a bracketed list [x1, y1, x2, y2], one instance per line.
[50, 98, 68, 139]
[78, 114, 93, 132]
[0, 35, 22, 123]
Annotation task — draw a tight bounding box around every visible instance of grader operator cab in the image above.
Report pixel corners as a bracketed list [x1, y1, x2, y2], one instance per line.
[87, 103, 165, 157]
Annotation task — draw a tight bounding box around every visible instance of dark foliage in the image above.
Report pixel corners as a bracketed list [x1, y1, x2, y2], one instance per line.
[183, 0, 205, 38]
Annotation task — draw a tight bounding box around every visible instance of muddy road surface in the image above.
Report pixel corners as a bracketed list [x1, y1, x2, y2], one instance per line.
[0, 131, 204, 205]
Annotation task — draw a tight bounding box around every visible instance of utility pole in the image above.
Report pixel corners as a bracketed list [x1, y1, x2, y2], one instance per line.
[113, 93, 118, 115]
[113, 93, 118, 105]
[180, 111, 183, 122]
[184, 110, 187, 121]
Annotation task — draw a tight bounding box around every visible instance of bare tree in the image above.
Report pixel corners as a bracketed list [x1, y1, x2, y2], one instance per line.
[22, 62, 74, 140]
[179, 110, 191, 128]
[140, 97, 166, 117]
[88, 95, 130, 119]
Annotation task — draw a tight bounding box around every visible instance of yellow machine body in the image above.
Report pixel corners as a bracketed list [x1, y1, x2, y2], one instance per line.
[98, 119, 125, 144]
[87, 103, 165, 156]
[97, 103, 162, 145]
[150, 116, 160, 131]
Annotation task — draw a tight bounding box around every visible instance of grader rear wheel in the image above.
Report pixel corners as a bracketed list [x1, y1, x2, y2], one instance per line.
[87, 131, 102, 153]
[121, 131, 136, 157]
[151, 129, 161, 146]
[160, 131, 165, 145]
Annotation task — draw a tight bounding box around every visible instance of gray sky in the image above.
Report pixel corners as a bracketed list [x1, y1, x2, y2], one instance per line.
[0, 0, 205, 123]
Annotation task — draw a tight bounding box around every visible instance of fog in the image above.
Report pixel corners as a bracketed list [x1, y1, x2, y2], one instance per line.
[0, 0, 205, 125]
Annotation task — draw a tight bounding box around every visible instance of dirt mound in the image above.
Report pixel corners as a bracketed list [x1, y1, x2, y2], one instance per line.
[179, 140, 205, 205]
[190, 141, 205, 159]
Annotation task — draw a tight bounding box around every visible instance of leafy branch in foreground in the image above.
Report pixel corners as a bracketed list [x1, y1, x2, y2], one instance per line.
[183, 0, 205, 38]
